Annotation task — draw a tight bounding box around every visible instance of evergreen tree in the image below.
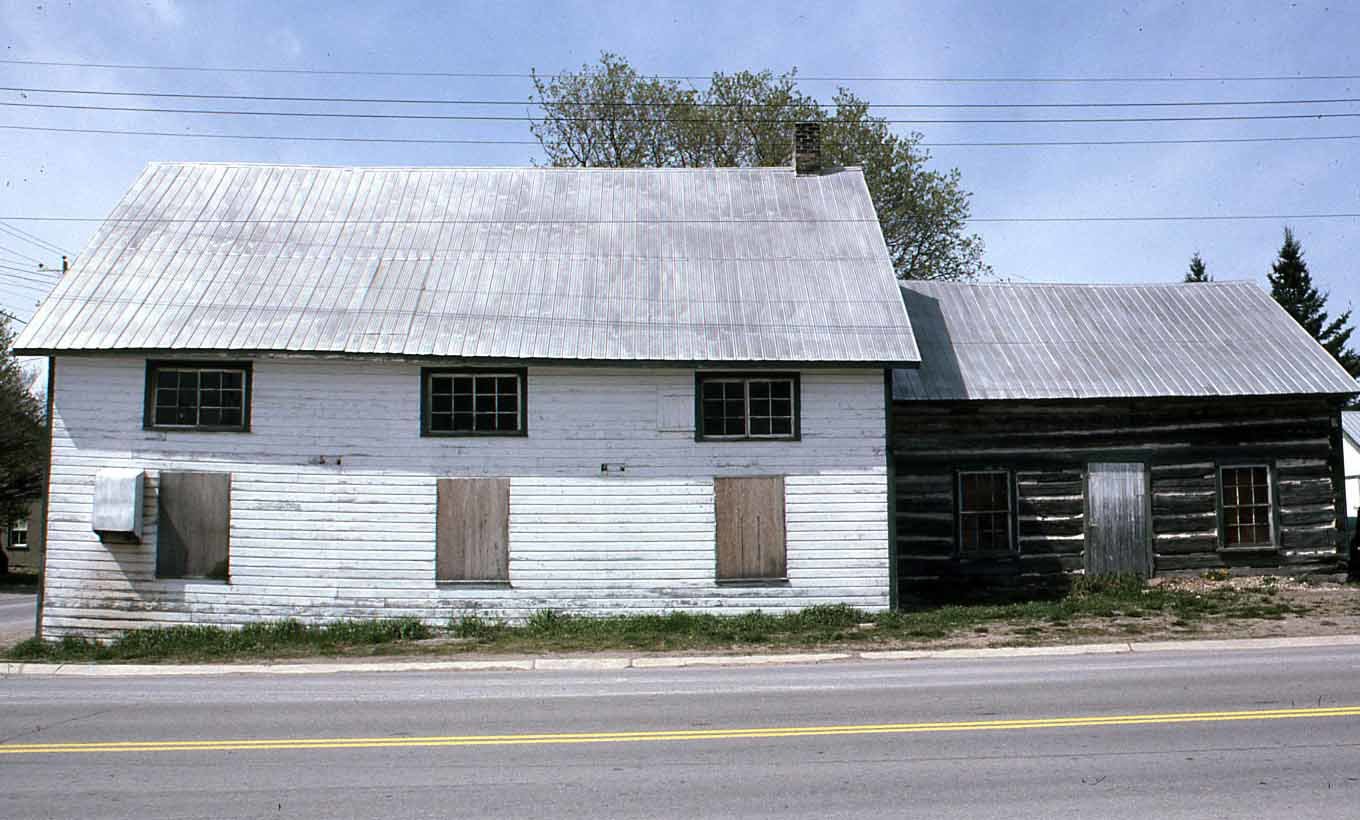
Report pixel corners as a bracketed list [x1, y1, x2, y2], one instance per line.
[1184, 252, 1211, 283]
[0, 315, 47, 522]
[1267, 227, 1360, 375]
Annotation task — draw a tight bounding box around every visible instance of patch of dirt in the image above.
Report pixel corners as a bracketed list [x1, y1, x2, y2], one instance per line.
[918, 577, 1360, 651]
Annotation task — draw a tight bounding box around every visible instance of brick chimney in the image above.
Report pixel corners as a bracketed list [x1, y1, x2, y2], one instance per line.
[793, 121, 821, 175]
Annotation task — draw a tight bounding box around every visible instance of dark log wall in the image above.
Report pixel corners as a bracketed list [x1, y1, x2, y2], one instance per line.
[892, 397, 1346, 589]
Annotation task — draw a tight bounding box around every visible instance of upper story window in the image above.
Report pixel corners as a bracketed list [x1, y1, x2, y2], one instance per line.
[958, 470, 1013, 556]
[144, 361, 252, 432]
[421, 368, 527, 436]
[1220, 465, 1274, 547]
[695, 373, 800, 441]
[7, 517, 28, 550]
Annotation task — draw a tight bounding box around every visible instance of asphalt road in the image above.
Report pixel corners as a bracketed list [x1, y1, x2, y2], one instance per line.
[0, 593, 35, 646]
[3, 645, 1359, 819]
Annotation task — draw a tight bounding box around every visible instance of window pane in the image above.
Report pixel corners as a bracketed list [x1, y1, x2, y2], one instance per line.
[452, 412, 473, 430]
[157, 371, 178, 389]
[771, 417, 792, 436]
[1221, 466, 1273, 546]
[199, 407, 222, 426]
[750, 417, 771, 436]
[431, 394, 452, 413]
[219, 407, 241, 427]
[749, 380, 770, 400]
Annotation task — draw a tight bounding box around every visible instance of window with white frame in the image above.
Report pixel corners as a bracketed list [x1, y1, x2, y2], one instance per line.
[696, 374, 799, 441]
[7, 517, 28, 551]
[1219, 465, 1274, 547]
[958, 471, 1013, 556]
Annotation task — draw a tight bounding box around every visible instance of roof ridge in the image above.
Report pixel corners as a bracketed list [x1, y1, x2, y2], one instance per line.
[903, 279, 1259, 289]
[145, 160, 865, 173]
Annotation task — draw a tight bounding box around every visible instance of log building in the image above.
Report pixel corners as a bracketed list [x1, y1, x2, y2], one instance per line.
[891, 281, 1358, 595]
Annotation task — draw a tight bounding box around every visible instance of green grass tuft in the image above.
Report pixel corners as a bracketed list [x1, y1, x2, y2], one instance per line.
[5, 618, 432, 663]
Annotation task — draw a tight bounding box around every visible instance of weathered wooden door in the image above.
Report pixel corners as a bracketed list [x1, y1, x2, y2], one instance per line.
[1085, 463, 1152, 577]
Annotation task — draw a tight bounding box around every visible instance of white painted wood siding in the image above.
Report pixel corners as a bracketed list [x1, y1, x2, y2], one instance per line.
[42, 358, 890, 638]
[1344, 436, 1359, 520]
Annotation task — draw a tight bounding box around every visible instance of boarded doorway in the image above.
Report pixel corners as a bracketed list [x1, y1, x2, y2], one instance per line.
[1085, 463, 1152, 577]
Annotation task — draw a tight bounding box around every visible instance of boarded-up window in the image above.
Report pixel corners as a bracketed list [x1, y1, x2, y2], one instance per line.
[715, 476, 787, 582]
[436, 478, 510, 582]
[1220, 465, 1273, 547]
[958, 471, 1012, 556]
[156, 471, 231, 580]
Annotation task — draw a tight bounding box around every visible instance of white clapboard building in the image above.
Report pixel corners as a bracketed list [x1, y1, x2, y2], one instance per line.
[14, 153, 920, 638]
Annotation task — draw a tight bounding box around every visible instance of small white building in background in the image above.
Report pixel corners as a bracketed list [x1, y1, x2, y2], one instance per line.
[14, 157, 920, 639]
[1344, 411, 1360, 533]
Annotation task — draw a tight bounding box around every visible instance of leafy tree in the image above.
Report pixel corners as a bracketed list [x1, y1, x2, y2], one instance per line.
[1184, 252, 1211, 283]
[1267, 227, 1359, 375]
[0, 315, 46, 523]
[529, 53, 989, 280]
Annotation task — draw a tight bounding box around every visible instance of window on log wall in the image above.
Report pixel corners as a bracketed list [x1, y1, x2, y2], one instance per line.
[958, 471, 1014, 556]
[436, 478, 511, 583]
[714, 476, 787, 582]
[1219, 465, 1274, 548]
[156, 471, 231, 581]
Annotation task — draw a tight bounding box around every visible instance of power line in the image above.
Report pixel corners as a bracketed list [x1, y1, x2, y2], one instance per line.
[0, 271, 58, 289]
[0, 261, 57, 277]
[1, 213, 1359, 225]
[0, 123, 539, 146]
[4, 56, 1360, 83]
[0, 244, 43, 265]
[8, 84, 1360, 109]
[968, 213, 1360, 223]
[0, 308, 30, 326]
[9, 99, 1360, 124]
[926, 135, 1360, 147]
[0, 221, 72, 255]
[5, 121, 1360, 149]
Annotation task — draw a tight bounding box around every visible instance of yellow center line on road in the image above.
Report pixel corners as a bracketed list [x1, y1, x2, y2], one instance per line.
[3, 705, 1358, 756]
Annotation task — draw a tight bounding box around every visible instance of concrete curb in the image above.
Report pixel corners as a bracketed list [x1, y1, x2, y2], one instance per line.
[4, 634, 1359, 678]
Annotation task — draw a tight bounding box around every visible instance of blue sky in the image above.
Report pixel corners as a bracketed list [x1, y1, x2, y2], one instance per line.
[1, 0, 1358, 343]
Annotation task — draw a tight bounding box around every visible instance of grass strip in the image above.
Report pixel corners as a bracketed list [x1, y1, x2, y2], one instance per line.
[4, 575, 1309, 663]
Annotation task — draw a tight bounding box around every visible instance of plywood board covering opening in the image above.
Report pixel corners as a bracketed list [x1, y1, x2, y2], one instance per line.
[715, 476, 787, 581]
[156, 471, 231, 580]
[437, 478, 510, 582]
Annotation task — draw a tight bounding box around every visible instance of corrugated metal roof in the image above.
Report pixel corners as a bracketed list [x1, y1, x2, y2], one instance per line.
[1343, 411, 1360, 446]
[14, 162, 919, 364]
[893, 281, 1359, 401]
